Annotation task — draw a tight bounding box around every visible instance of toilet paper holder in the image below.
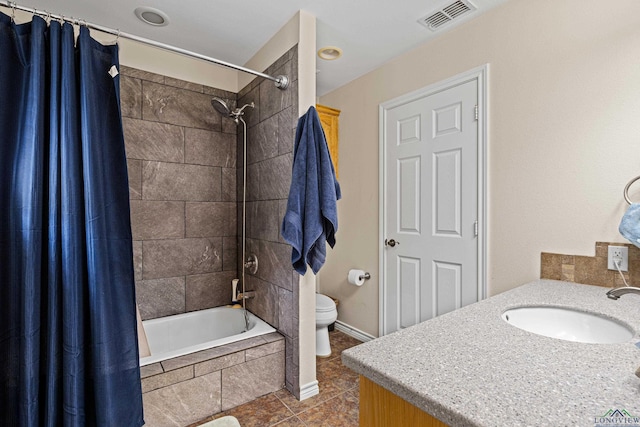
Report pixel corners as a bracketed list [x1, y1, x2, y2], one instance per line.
[359, 272, 371, 281]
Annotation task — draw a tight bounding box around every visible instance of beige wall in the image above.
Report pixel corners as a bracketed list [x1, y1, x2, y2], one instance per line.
[319, 0, 640, 338]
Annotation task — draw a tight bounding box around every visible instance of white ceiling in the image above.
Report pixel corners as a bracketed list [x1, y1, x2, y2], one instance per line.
[11, 0, 509, 96]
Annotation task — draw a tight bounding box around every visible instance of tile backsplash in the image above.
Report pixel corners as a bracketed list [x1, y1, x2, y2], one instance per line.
[541, 242, 640, 287]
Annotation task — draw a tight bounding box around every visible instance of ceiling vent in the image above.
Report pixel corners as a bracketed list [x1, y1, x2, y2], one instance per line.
[418, 0, 477, 32]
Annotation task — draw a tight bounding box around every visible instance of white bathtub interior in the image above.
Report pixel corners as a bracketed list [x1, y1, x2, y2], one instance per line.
[140, 306, 276, 366]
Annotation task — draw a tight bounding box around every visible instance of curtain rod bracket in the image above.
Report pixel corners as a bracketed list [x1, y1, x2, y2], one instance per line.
[275, 75, 289, 90]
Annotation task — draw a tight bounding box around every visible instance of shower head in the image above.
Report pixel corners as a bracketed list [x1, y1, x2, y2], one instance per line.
[211, 97, 255, 124]
[211, 97, 233, 117]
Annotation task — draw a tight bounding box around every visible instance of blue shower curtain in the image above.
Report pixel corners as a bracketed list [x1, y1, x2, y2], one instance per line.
[0, 12, 143, 427]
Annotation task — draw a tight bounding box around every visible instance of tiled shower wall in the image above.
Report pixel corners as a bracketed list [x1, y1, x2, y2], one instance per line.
[120, 45, 302, 398]
[120, 65, 240, 320]
[237, 47, 301, 396]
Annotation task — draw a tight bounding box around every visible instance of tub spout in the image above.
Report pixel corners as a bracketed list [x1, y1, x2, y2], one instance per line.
[606, 286, 640, 300]
[237, 291, 256, 300]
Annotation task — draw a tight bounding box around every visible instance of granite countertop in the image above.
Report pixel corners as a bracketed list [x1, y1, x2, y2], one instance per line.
[342, 280, 640, 426]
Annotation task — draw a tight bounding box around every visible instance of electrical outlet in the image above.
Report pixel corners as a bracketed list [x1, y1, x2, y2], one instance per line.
[608, 245, 629, 271]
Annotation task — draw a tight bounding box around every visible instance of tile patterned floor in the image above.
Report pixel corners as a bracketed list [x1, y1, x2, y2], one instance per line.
[189, 330, 363, 427]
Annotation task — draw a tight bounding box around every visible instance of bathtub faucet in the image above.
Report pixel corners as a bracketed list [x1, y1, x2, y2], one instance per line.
[606, 286, 640, 300]
[236, 291, 256, 300]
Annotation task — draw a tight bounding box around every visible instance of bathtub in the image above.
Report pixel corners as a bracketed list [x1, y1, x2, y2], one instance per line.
[140, 306, 276, 366]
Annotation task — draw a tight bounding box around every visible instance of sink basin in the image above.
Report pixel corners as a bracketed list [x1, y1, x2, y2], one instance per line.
[501, 306, 633, 344]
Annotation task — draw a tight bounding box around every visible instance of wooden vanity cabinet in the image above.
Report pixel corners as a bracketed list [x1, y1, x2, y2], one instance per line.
[360, 376, 449, 427]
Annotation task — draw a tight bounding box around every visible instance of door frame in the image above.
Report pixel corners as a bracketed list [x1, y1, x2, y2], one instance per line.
[378, 64, 489, 336]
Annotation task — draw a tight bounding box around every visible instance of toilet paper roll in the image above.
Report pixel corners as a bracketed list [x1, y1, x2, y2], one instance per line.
[348, 269, 366, 286]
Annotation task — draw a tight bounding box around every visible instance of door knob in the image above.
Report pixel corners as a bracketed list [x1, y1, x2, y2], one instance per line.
[385, 238, 399, 247]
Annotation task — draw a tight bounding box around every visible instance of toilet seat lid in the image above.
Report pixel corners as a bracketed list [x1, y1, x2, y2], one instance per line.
[316, 293, 336, 312]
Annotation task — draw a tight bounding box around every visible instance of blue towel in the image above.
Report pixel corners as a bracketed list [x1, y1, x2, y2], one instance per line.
[281, 106, 341, 275]
[619, 203, 640, 248]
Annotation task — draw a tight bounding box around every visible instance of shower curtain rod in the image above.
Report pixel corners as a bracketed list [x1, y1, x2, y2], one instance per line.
[0, 1, 290, 90]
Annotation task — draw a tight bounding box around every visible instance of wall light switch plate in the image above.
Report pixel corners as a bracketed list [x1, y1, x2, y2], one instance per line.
[608, 245, 629, 271]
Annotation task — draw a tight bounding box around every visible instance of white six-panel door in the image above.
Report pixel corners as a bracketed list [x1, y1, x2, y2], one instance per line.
[381, 72, 484, 336]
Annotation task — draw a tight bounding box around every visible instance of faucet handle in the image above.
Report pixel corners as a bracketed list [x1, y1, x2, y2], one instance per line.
[237, 290, 256, 300]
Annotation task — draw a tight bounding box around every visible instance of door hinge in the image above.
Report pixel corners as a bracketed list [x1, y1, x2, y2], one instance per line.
[474, 220, 478, 237]
[474, 105, 478, 121]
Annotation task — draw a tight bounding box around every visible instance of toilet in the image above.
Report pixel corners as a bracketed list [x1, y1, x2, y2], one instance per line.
[315, 293, 338, 357]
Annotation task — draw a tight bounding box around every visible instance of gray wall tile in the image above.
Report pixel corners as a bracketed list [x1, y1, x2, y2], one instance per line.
[245, 275, 278, 328]
[160, 336, 267, 373]
[140, 363, 163, 379]
[245, 340, 285, 361]
[259, 153, 293, 200]
[142, 81, 219, 130]
[259, 66, 292, 122]
[257, 240, 293, 290]
[246, 163, 259, 202]
[120, 75, 142, 119]
[285, 336, 295, 392]
[277, 199, 289, 244]
[278, 287, 294, 338]
[185, 202, 236, 238]
[247, 114, 279, 165]
[143, 371, 221, 426]
[221, 352, 284, 410]
[278, 106, 295, 155]
[136, 276, 186, 320]
[123, 118, 184, 163]
[127, 159, 142, 200]
[133, 241, 142, 281]
[142, 161, 221, 201]
[262, 332, 285, 343]
[130, 200, 185, 240]
[223, 236, 238, 272]
[142, 365, 194, 393]
[185, 128, 236, 167]
[247, 201, 279, 242]
[222, 116, 238, 134]
[194, 351, 245, 377]
[143, 238, 223, 279]
[221, 168, 236, 202]
[185, 271, 237, 311]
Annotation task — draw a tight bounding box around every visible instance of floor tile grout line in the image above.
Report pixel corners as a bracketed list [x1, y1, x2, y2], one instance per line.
[192, 330, 362, 427]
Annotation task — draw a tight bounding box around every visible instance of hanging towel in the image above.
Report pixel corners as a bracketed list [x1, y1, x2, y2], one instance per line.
[281, 106, 341, 275]
[619, 203, 640, 248]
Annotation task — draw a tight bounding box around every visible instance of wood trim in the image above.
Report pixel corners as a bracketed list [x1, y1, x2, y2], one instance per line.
[359, 376, 449, 427]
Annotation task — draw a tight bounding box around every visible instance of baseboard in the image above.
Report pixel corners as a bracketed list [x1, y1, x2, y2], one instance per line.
[299, 380, 319, 401]
[335, 320, 375, 342]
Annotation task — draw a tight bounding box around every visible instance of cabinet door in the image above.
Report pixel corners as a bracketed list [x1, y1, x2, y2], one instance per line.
[316, 104, 340, 178]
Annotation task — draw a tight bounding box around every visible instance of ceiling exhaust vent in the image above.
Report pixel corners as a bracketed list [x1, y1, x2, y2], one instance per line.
[418, 0, 477, 31]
